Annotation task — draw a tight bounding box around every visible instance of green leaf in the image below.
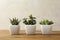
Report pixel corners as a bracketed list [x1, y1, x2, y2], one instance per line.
[9, 18, 20, 25]
[23, 14, 36, 25]
[40, 19, 54, 25]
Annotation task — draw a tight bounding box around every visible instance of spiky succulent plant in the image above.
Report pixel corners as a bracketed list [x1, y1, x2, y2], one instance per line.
[39, 20, 54, 25]
[23, 14, 36, 25]
[9, 18, 20, 25]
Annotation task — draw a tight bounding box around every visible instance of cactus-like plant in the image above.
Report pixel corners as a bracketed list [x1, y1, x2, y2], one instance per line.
[39, 20, 53, 25]
[23, 14, 36, 25]
[9, 18, 20, 25]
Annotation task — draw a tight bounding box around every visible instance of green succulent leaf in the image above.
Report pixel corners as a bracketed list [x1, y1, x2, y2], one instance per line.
[23, 14, 36, 25]
[9, 18, 20, 25]
[40, 19, 54, 25]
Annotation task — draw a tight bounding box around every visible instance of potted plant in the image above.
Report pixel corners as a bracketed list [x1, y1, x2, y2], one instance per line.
[9, 18, 20, 35]
[39, 19, 54, 34]
[23, 14, 36, 34]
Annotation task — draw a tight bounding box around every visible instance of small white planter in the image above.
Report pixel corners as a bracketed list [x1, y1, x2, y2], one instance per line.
[40, 25, 52, 34]
[25, 25, 36, 34]
[10, 25, 20, 35]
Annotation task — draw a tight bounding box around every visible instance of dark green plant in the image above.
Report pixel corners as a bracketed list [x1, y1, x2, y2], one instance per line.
[9, 18, 20, 25]
[39, 20, 54, 25]
[23, 14, 36, 25]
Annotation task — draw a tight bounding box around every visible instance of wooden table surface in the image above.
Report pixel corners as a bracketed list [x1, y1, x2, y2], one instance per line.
[0, 30, 60, 40]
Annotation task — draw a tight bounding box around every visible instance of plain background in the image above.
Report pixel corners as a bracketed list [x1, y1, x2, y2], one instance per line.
[0, 0, 60, 31]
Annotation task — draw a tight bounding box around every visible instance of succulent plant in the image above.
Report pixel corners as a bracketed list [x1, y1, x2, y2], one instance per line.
[39, 20, 53, 25]
[23, 14, 36, 25]
[9, 18, 20, 25]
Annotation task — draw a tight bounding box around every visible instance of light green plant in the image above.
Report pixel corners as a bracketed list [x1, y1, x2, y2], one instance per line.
[39, 20, 54, 25]
[9, 18, 20, 25]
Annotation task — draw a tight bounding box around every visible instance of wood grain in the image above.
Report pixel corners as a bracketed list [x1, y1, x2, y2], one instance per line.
[0, 30, 60, 40]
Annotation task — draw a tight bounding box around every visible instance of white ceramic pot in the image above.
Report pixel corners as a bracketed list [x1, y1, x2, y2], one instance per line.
[25, 25, 36, 34]
[10, 25, 20, 35]
[40, 25, 52, 34]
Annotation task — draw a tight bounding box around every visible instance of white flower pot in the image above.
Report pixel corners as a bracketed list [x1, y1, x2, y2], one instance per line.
[25, 25, 36, 34]
[40, 25, 52, 34]
[10, 25, 20, 35]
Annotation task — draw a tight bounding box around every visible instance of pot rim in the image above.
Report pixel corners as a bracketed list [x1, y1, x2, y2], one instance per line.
[25, 25, 36, 26]
[40, 24, 53, 26]
[11, 25, 19, 26]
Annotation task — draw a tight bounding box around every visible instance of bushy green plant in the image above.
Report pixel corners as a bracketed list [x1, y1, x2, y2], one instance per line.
[23, 14, 36, 25]
[9, 18, 20, 25]
[39, 20, 53, 25]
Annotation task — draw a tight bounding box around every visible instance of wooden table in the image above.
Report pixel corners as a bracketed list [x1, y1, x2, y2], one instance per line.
[0, 30, 60, 40]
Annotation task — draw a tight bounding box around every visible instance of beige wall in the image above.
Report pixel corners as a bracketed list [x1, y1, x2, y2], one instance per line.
[0, 0, 60, 31]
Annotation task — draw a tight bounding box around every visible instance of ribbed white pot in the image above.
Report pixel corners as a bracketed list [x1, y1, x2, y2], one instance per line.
[10, 25, 20, 35]
[25, 25, 36, 34]
[40, 25, 52, 34]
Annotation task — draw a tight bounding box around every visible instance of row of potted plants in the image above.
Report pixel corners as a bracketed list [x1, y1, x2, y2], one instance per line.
[9, 14, 54, 35]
